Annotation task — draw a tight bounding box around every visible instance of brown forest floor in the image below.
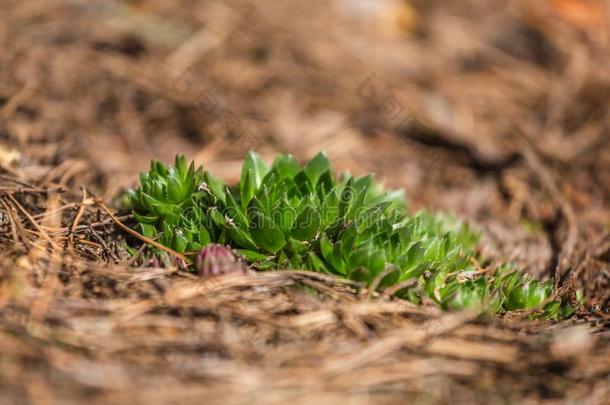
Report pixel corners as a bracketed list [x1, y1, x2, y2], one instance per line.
[0, 0, 609, 403]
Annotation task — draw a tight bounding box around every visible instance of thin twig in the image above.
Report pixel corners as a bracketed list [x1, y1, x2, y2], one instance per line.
[68, 188, 90, 249]
[6, 194, 60, 251]
[0, 197, 22, 248]
[95, 198, 189, 264]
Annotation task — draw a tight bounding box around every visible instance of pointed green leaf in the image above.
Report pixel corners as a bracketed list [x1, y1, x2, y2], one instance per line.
[248, 210, 285, 253]
[240, 169, 257, 209]
[236, 249, 268, 262]
[304, 151, 330, 185]
[140, 223, 156, 238]
[270, 154, 300, 179]
[291, 203, 321, 241]
[242, 151, 269, 188]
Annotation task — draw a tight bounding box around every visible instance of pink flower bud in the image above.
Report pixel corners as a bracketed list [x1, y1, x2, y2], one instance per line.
[195, 244, 247, 276]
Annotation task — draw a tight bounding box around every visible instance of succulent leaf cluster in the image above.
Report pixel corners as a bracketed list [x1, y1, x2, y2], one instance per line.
[126, 152, 573, 318]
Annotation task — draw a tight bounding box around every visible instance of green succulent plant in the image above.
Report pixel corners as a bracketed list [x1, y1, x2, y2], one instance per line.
[126, 152, 574, 319]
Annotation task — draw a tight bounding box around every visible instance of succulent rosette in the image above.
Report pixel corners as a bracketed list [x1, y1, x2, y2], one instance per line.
[126, 152, 573, 319]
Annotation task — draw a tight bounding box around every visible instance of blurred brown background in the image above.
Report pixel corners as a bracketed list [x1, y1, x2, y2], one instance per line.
[1, 1, 610, 402]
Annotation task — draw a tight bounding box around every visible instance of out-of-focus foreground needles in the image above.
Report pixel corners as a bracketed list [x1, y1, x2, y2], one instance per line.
[0, 0, 609, 403]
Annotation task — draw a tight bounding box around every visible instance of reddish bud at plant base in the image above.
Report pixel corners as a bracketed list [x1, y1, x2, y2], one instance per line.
[196, 244, 247, 276]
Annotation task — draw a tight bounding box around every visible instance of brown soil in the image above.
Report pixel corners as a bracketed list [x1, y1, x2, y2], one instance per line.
[0, 0, 609, 403]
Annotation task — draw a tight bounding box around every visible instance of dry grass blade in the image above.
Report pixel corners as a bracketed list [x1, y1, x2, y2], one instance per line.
[1, 0, 609, 403]
[322, 310, 478, 375]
